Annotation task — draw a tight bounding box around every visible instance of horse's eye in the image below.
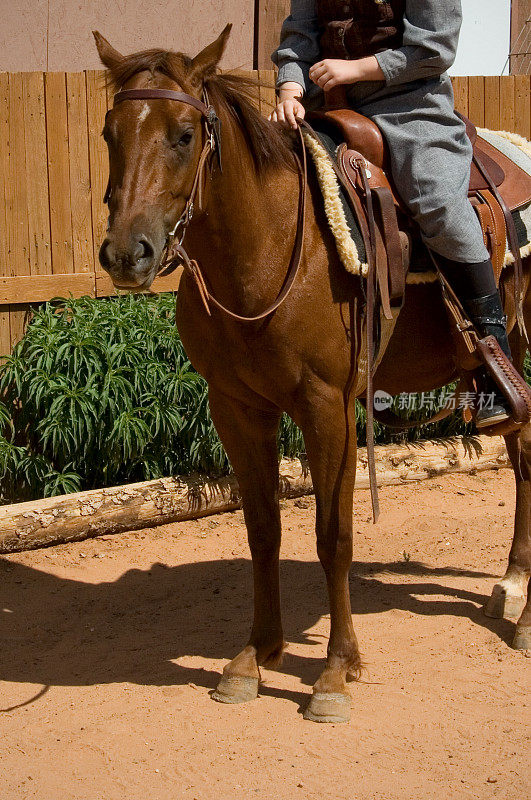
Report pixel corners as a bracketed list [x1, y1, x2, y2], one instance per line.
[102, 126, 113, 144]
[172, 131, 193, 149]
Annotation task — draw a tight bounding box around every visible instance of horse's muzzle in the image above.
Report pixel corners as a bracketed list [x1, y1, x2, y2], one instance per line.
[99, 233, 159, 289]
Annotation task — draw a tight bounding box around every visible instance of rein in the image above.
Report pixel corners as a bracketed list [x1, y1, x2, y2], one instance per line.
[111, 86, 308, 322]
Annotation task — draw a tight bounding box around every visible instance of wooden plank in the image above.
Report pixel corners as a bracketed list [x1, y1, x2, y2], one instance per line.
[106, 75, 113, 111]
[500, 75, 516, 133]
[0, 272, 95, 304]
[95, 268, 182, 298]
[0, 74, 11, 354]
[451, 76, 469, 118]
[468, 76, 485, 128]
[0, 268, 179, 308]
[9, 305, 29, 347]
[86, 70, 108, 273]
[45, 72, 74, 274]
[23, 71, 52, 276]
[484, 76, 501, 131]
[0, 309, 11, 357]
[7, 72, 30, 278]
[514, 75, 530, 139]
[258, 68, 276, 118]
[7, 73, 30, 353]
[0, 74, 9, 279]
[66, 72, 93, 274]
[256, 0, 291, 70]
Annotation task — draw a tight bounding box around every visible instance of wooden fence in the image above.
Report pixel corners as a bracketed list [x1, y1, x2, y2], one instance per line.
[0, 72, 529, 354]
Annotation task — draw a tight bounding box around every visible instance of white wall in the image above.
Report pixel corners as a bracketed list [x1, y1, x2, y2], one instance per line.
[449, 0, 511, 76]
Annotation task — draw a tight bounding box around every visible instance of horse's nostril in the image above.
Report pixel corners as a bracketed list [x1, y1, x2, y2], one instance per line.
[99, 239, 112, 270]
[135, 237, 154, 262]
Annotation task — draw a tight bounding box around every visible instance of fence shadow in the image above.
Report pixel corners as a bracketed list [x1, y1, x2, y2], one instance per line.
[0, 555, 513, 699]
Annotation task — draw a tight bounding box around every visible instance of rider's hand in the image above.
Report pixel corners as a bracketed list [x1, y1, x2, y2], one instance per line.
[268, 83, 306, 130]
[269, 97, 306, 130]
[309, 57, 385, 91]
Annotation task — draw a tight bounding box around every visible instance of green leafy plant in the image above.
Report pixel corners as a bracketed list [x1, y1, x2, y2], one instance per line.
[0, 293, 528, 503]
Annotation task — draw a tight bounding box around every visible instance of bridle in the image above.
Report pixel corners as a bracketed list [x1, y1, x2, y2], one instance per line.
[108, 86, 308, 322]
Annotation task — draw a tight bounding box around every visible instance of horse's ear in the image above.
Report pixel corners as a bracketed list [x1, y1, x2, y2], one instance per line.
[190, 24, 232, 84]
[92, 31, 124, 70]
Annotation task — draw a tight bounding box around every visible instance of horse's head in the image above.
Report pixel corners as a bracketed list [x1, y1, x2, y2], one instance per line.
[93, 27, 231, 290]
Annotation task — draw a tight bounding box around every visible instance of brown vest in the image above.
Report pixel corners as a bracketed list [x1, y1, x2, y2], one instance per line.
[317, 0, 406, 61]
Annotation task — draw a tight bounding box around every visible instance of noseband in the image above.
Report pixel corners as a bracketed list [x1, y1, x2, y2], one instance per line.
[109, 86, 308, 322]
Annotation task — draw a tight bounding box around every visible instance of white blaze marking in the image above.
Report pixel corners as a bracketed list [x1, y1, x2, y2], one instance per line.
[138, 103, 150, 123]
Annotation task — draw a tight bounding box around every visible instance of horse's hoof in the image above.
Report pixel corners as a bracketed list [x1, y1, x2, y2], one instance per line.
[303, 692, 351, 723]
[512, 625, 531, 651]
[484, 584, 526, 620]
[211, 675, 259, 704]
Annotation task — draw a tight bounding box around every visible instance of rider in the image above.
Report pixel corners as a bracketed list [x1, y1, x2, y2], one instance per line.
[269, 0, 513, 428]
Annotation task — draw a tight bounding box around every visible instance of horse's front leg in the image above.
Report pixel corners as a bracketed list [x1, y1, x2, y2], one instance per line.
[296, 384, 360, 723]
[485, 426, 531, 649]
[208, 387, 284, 704]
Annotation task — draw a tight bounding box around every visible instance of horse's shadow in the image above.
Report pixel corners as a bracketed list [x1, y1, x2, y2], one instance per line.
[0, 554, 513, 707]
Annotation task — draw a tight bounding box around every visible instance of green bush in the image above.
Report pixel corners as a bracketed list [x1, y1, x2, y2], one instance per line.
[0, 294, 309, 502]
[0, 293, 528, 503]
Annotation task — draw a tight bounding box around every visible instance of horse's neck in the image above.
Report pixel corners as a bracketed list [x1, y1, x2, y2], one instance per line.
[186, 113, 301, 313]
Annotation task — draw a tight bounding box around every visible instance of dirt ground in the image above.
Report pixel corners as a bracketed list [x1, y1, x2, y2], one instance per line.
[0, 468, 529, 800]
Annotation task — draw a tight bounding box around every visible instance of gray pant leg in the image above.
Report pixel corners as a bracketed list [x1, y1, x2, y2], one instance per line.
[358, 77, 489, 263]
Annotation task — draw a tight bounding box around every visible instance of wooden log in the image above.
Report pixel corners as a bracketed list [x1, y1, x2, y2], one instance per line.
[0, 436, 510, 553]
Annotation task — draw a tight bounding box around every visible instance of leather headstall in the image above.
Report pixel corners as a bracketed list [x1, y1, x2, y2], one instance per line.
[105, 87, 308, 324]
[105, 87, 222, 282]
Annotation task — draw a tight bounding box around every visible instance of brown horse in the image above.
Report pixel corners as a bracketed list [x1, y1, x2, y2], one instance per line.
[94, 27, 531, 723]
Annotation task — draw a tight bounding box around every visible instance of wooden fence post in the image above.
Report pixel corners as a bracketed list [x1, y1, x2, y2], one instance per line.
[255, 0, 290, 70]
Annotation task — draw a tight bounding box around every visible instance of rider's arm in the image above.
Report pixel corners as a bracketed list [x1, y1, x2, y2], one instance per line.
[271, 0, 319, 97]
[375, 0, 462, 87]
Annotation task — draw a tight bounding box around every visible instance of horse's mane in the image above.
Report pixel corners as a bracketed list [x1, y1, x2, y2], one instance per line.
[105, 48, 297, 175]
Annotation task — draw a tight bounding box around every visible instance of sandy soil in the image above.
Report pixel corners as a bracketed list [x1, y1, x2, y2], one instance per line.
[0, 468, 529, 800]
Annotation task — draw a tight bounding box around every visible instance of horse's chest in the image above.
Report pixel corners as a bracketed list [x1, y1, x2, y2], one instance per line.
[175, 285, 297, 396]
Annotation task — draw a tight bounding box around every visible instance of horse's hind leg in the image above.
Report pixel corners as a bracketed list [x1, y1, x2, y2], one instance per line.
[484, 427, 531, 648]
[296, 384, 360, 723]
[484, 303, 531, 648]
[207, 387, 285, 704]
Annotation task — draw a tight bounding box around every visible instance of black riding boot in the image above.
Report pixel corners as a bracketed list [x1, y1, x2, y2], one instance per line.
[439, 257, 511, 428]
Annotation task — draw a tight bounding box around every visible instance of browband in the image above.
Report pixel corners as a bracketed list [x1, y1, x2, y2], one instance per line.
[113, 88, 211, 118]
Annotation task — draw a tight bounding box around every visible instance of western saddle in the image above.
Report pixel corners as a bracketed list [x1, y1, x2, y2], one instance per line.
[307, 106, 531, 290]
[302, 104, 531, 443]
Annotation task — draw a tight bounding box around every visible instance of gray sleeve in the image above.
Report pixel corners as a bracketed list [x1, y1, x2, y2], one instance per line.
[375, 0, 462, 87]
[271, 0, 320, 92]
